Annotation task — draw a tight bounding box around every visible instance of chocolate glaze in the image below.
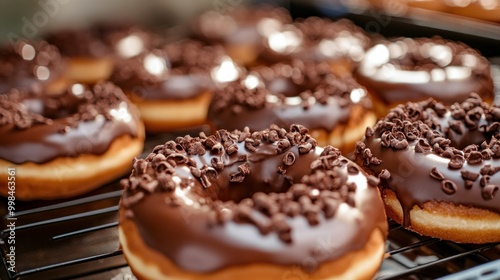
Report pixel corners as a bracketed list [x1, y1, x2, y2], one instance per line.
[0, 82, 141, 164]
[191, 6, 292, 46]
[208, 61, 372, 132]
[355, 37, 494, 105]
[111, 40, 234, 100]
[0, 40, 64, 93]
[356, 95, 500, 227]
[121, 126, 387, 272]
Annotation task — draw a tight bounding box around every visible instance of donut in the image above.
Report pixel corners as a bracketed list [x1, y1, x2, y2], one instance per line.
[445, 0, 500, 22]
[0, 40, 66, 94]
[46, 24, 157, 83]
[191, 6, 292, 66]
[405, 0, 447, 12]
[207, 60, 376, 153]
[355, 37, 494, 116]
[111, 40, 241, 132]
[262, 18, 371, 76]
[0, 82, 145, 200]
[355, 94, 500, 243]
[119, 125, 387, 280]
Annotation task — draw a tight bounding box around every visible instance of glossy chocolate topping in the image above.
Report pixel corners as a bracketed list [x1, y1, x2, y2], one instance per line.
[121, 125, 387, 272]
[255, 60, 332, 96]
[0, 40, 64, 93]
[271, 17, 370, 63]
[111, 40, 238, 100]
[208, 61, 372, 132]
[356, 94, 500, 227]
[46, 24, 157, 59]
[355, 37, 494, 105]
[191, 6, 292, 45]
[0, 82, 141, 164]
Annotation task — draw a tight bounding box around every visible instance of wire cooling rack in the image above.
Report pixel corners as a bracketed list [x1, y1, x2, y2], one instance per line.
[1, 127, 499, 280]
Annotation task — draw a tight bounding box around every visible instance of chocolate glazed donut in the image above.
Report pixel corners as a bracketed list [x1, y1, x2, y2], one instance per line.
[207, 61, 376, 153]
[0, 82, 144, 200]
[262, 17, 371, 76]
[356, 94, 500, 243]
[119, 125, 387, 280]
[355, 37, 494, 116]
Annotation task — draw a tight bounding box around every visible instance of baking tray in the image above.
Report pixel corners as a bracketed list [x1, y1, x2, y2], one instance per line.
[1, 3, 500, 279]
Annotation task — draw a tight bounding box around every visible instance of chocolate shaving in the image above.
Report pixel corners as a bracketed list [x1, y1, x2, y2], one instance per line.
[121, 125, 376, 243]
[415, 139, 432, 153]
[467, 151, 483, 165]
[230, 172, 246, 183]
[238, 162, 251, 175]
[298, 142, 313, 154]
[480, 175, 491, 187]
